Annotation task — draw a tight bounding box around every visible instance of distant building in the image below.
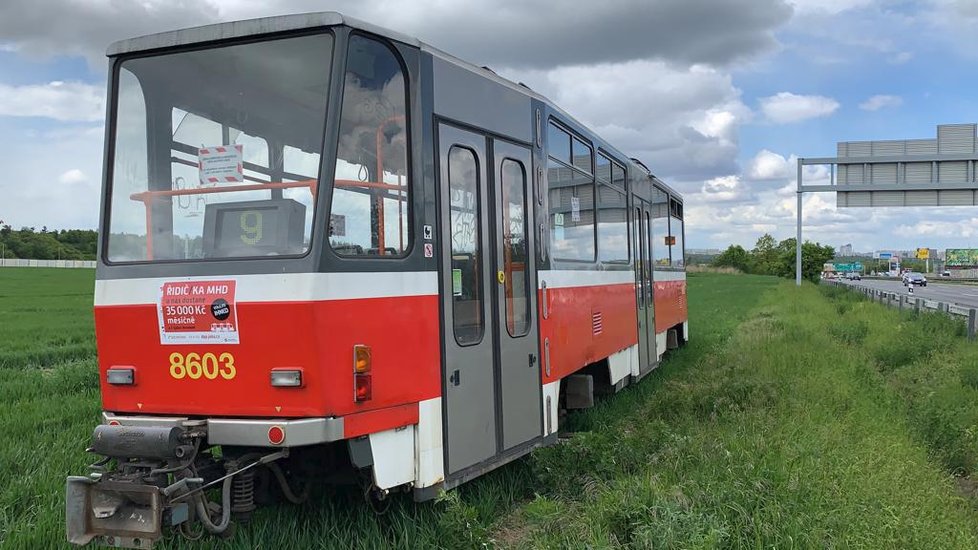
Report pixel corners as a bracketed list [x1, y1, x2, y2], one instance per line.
[687, 248, 721, 255]
[838, 243, 853, 256]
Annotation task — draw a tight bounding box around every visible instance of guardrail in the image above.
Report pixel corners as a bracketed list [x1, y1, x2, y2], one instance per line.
[825, 280, 977, 340]
[0, 259, 96, 269]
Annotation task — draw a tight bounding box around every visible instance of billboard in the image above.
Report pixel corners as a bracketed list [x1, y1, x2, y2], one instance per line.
[945, 249, 978, 268]
[916, 247, 930, 260]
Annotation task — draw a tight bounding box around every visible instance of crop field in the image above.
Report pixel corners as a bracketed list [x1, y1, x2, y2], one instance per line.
[4, 268, 978, 548]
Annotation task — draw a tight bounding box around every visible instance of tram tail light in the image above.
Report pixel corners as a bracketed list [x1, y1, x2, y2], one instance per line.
[354, 374, 372, 402]
[353, 345, 372, 402]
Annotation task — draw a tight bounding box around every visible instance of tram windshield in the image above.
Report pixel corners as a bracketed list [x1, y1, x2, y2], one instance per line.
[105, 33, 334, 262]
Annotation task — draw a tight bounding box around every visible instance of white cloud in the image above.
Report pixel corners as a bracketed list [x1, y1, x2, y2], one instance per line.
[58, 169, 88, 185]
[889, 51, 913, 64]
[759, 92, 839, 123]
[788, 0, 875, 15]
[505, 61, 751, 181]
[0, 81, 104, 122]
[701, 175, 747, 202]
[859, 94, 902, 111]
[747, 149, 792, 180]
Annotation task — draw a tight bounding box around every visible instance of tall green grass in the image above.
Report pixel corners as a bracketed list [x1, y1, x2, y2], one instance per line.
[819, 284, 978, 477]
[4, 270, 978, 548]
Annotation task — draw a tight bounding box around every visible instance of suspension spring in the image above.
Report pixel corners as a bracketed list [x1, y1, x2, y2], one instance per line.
[230, 467, 256, 520]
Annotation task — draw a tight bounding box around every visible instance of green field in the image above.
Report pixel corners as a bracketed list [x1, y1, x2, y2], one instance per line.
[3, 268, 978, 548]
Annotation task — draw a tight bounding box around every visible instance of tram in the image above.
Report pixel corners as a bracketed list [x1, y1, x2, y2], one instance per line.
[66, 12, 687, 547]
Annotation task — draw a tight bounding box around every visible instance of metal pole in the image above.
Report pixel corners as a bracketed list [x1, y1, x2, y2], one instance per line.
[796, 158, 803, 286]
[969, 309, 976, 341]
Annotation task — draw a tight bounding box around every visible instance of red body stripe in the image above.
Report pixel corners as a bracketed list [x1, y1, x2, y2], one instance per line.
[343, 403, 419, 438]
[654, 280, 688, 333]
[538, 282, 637, 383]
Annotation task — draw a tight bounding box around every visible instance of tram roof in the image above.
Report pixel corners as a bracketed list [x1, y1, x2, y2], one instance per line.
[107, 11, 681, 201]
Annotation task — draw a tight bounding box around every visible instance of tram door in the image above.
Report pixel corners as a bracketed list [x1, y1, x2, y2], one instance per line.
[633, 197, 656, 371]
[437, 124, 542, 475]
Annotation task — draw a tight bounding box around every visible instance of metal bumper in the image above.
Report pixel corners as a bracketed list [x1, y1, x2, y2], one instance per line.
[102, 412, 345, 447]
[66, 476, 163, 549]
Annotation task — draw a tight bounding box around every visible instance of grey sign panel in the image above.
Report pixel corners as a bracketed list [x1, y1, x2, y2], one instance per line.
[806, 123, 978, 208]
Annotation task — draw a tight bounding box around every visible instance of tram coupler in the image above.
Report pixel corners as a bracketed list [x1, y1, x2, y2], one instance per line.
[66, 423, 205, 548]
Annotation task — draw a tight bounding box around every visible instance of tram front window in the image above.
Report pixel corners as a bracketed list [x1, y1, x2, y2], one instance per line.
[105, 33, 334, 262]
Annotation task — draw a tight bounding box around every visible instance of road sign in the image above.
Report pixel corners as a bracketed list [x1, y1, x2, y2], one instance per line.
[875, 251, 893, 260]
[916, 247, 930, 260]
[833, 262, 863, 272]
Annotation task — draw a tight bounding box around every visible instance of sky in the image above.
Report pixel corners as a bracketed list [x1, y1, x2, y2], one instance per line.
[1, 0, 978, 253]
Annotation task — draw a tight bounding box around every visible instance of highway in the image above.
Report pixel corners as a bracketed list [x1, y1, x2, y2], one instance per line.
[837, 277, 978, 309]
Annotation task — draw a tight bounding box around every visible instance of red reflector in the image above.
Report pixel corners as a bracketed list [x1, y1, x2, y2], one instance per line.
[354, 373, 372, 402]
[108, 420, 121, 426]
[267, 425, 285, 445]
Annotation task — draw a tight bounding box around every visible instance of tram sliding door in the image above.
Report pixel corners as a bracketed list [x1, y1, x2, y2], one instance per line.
[633, 197, 656, 372]
[491, 140, 541, 451]
[437, 124, 542, 475]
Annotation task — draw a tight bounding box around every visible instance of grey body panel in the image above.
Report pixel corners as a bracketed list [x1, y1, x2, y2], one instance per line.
[639, 200, 657, 367]
[634, 197, 652, 370]
[431, 57, 532, 143]
[491, 140, 543, 450]
[438, 125, 498, 473]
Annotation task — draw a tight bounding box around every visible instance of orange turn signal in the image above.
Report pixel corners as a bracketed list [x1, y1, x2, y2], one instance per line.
[354, 345, 371, 373]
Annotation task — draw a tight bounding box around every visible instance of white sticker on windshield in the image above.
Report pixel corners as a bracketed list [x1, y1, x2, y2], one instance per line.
[199, 144, 243, 186]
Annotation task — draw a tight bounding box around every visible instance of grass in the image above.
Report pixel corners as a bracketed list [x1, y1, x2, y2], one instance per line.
[3, 268, 978, 548]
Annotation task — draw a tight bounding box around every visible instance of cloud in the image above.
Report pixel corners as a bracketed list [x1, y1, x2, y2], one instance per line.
[759, 92, 839, 123]
[788, 0, 874, 15]
[701, 175, 748, 202]
[505, 61, 751, 181]
[747, 149, 793, 180]
[58, 169, 88, 185]
[0, 81, 104, 122]
[888, 51, 913, 64]
[0, 0, 793, 69]
[0, 0, 217, 64]
[859, 94, 902, 111]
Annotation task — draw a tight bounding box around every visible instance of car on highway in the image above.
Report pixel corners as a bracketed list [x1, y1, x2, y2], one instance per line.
[844, 272, 861, 280]
[904, 272, 927, 286]
[942, 270, 951, 278]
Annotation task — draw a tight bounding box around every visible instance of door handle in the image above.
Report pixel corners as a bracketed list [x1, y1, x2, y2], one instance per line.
[449, 369, 460, 386]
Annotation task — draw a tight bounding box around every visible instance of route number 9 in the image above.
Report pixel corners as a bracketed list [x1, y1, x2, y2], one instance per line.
[169, 352, 236, 380]
[240, 211, 263, 245]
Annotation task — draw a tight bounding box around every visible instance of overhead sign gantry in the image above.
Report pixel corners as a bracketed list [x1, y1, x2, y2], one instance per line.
[796, 123, 978, 285]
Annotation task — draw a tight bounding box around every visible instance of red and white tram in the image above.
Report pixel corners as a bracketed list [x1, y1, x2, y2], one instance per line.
[66, 12, 687, 547]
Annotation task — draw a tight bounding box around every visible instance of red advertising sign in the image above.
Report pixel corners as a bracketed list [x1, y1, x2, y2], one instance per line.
[158, 280, 239, 345]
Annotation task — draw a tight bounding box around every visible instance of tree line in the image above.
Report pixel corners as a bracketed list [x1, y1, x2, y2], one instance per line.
[0, 225, 98, 261]
[712, 233, 835, 283]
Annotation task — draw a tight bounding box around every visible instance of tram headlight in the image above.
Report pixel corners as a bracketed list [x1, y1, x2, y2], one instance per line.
[106, 367, 135, 385]
[270, 368, 303, 388]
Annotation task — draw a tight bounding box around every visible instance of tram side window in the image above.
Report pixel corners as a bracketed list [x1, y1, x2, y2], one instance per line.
[330, 35, 410, 257]
[449, 147, 484, 346]
[651, 187, 670, 266]
[501, 159, 530, 337]
[547, 120, 595, 262]
[670, 199, 684, 267]
[597, 184, 628, 264]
